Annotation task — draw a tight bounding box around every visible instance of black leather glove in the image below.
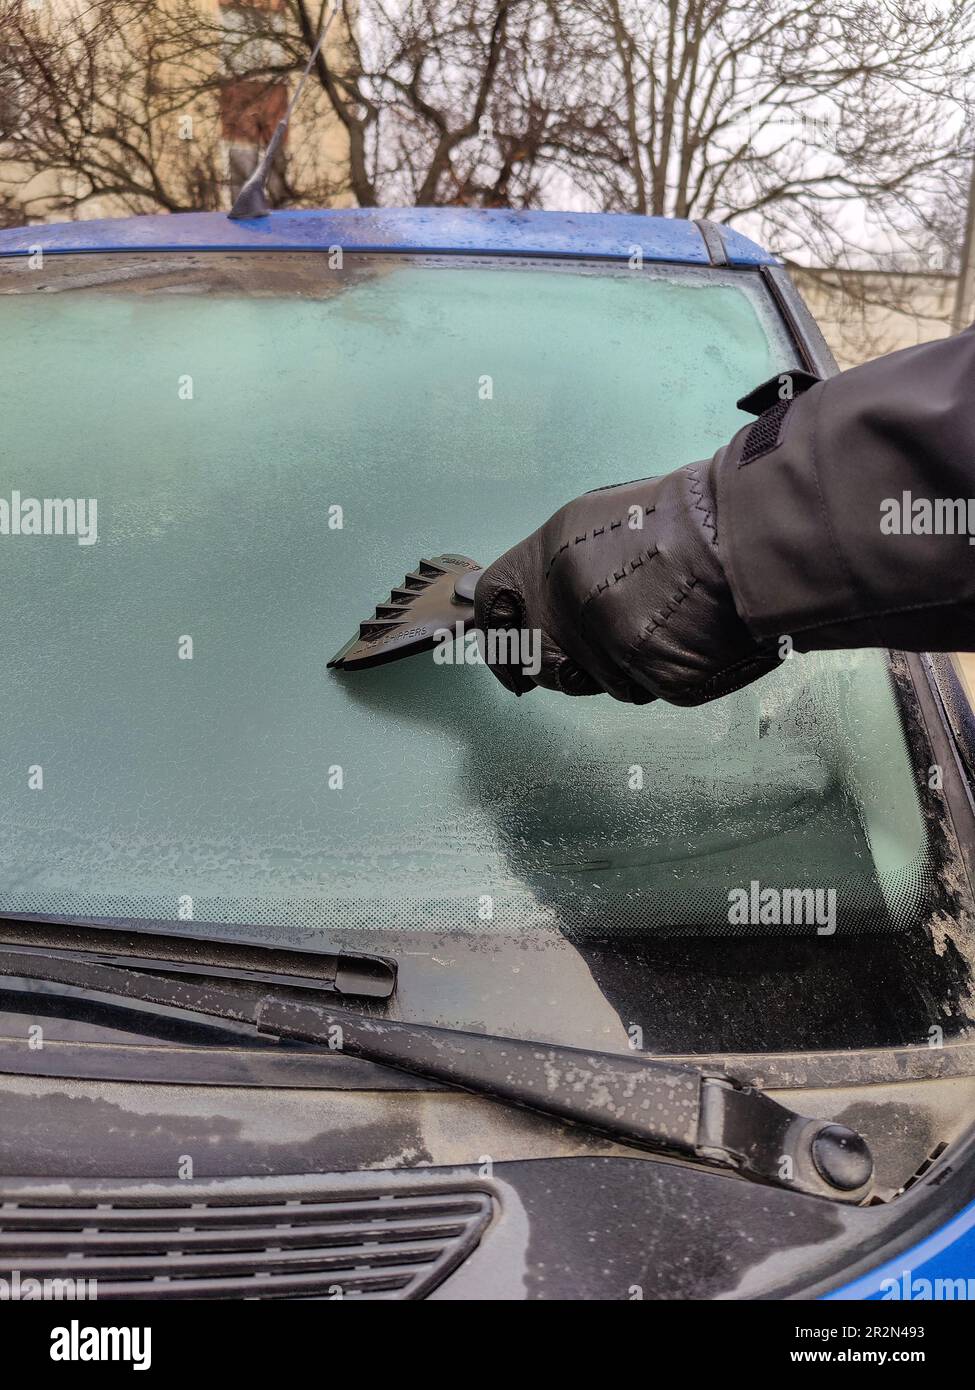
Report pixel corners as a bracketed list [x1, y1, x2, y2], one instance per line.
[474, 457, 780, 705]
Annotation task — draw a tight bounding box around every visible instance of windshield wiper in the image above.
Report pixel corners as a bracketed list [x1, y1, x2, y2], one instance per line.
[0, 940, 874, 1203]
[0, 914, 394, 999]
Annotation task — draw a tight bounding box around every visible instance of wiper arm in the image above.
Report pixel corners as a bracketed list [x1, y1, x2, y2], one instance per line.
[0, 914, 394, 999]
[0, 946, 873, 1202]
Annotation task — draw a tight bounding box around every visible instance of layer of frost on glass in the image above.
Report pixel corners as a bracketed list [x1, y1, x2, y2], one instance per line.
[0, 257, 928, 939]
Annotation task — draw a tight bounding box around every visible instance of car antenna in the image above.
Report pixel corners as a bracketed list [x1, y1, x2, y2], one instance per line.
[228, 0, 339, 221]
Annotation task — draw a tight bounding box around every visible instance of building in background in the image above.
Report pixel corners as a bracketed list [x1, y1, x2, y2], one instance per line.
[793, 267, 957, 369]
[0, 0, 351, 223]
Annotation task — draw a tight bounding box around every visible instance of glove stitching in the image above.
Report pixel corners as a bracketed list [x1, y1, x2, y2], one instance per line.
[545, 505, 655, 580]
[579, 545, 660, 611]
[619, 631, 776, 704]
[684, 650, 780, 700]
[642, 573, 701, 639]
[685, 462, 717, 547]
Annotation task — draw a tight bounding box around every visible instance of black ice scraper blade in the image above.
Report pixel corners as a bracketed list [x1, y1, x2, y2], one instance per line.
[328, 554, 484, 671]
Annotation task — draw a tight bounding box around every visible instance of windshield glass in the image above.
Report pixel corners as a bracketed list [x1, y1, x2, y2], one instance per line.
[0, 252, 945, 946]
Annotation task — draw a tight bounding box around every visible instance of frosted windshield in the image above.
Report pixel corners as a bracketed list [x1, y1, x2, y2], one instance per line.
[0, 256, 928, 939]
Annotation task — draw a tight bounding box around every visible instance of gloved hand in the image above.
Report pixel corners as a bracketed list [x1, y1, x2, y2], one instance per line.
[473, 457, 780, 705]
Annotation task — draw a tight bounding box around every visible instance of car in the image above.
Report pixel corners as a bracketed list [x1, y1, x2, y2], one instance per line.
[0, 206, 973, 1302]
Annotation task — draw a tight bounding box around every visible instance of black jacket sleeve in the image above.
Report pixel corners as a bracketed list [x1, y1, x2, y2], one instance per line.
[716, 325, 975, 653]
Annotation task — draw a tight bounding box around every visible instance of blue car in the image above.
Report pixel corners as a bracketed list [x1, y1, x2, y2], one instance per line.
[0, 206, 973, 1301]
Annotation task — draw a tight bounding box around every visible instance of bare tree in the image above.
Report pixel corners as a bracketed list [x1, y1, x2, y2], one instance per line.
[1, 0, 224, 216]
[0, 0, 551, 214]
[1, 0, 972, 284]
[218, 0, 562, 208]
[549, 1, 975, 266]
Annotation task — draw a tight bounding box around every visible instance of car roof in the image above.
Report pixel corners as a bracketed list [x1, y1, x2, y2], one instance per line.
[0, 207, 776, 266]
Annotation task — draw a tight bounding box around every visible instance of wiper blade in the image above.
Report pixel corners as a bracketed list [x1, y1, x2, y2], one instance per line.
[0, 915, 394, 999]
[0, 945, 873, 1203]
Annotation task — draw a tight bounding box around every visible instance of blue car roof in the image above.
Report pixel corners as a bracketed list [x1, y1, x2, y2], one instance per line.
[0, 207, 775, 266]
